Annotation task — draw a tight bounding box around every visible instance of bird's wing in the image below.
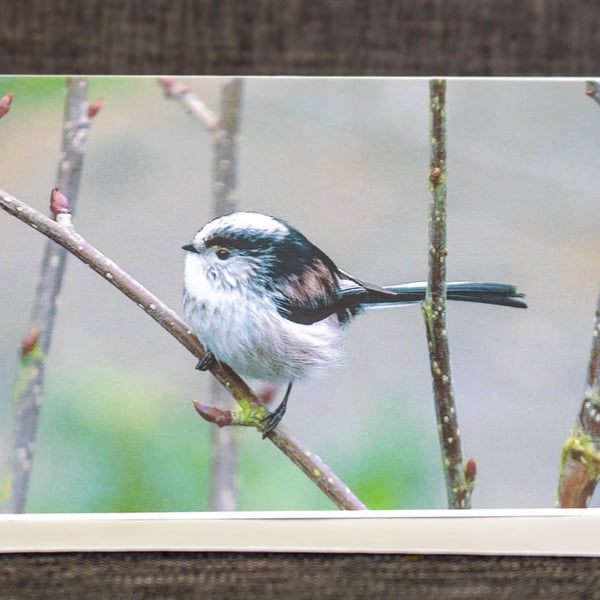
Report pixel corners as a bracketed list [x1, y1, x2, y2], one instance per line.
[273, 257, 345, 325]
[274, 266, 399, 326]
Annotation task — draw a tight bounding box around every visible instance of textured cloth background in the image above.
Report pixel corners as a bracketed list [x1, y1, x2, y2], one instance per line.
[2, 552, 600, 599]
[0, 0, 597, 75]
[1, 0, 599, 598]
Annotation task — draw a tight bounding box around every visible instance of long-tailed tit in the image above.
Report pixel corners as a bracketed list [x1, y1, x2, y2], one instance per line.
[182, 211, 526, 437]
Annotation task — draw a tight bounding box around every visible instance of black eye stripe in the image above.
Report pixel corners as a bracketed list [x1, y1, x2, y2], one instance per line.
[205, 234, 272, 252]
[203, 227, 340, 284]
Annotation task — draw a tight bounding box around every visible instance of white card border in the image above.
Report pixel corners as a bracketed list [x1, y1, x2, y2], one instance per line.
[1, 509, 599, 556]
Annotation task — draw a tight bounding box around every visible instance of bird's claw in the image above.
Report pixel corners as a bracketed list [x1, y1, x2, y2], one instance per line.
[195, 349, 215, 371]
[261, 406, 286, 439]
[260, 381, 293, 439]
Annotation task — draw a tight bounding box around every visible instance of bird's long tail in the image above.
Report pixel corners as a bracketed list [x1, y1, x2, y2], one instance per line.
[363, 281, 527, 309]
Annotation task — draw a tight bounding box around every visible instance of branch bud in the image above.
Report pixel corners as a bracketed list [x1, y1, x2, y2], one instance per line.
[0, 92, 13, 119]
[585, 81, 599, 97]
[20, 328, 41, 358]
[157, 77, 177, 97]
[50, 188, 70, 218]
[429, 166, 442, 185]
[192, 400, 234, 427]
[465, 458, 477, 484]
[88, 97, 103, 119]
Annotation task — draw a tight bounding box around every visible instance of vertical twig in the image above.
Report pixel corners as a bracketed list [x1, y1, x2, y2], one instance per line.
[208, 78, 243, 512]
[6, 78, 96, 513]
[422, 79, 474, 509]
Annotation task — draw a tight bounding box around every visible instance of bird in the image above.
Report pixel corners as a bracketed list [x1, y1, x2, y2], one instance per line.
[182, 211, 526, 438]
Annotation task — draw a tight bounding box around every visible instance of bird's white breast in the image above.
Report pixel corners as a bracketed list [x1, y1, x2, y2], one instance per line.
[183, 253, 345, 383]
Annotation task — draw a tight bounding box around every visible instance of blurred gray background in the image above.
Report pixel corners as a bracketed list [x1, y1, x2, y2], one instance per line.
[1, 77, 598, 512]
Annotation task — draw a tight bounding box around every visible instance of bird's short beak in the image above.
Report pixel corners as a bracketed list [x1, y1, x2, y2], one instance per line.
[182, 243, 199, 253]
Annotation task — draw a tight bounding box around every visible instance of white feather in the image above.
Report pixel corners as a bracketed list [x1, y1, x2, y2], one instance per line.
[193, 212, 287, 246]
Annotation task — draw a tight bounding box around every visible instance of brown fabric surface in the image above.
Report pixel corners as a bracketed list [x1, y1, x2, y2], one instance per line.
[0, 0, 596, 75]
[0, 0, 599, 598]
[0, 552, 599, 599]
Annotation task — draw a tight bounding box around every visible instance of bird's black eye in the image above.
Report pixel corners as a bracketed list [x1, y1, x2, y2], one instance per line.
[215, 246, 231, 260]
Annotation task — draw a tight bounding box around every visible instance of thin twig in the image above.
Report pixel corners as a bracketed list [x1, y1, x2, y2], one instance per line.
[158, 78, 220, 131]
[0, 189, 367, 511]
[422, 79, 473, 509]
[6, 78, 96, 513]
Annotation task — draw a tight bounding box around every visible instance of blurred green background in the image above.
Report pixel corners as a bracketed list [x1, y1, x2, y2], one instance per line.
[0, 76, 599, 512]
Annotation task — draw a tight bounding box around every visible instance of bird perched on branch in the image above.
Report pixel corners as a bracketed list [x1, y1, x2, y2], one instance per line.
[182, 212, 526, 437]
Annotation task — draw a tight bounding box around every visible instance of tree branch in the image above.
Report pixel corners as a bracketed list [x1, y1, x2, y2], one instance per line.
[0, 189, 367, 511]
[6, 78, 98, 513]
[557, 82, 600, 507]
[422, 79, 474, 509]
[558, 289, 600, 507]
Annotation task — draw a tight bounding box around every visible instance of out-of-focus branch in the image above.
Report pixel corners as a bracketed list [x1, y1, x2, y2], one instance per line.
[6, 79, 100, 513]
[213, 78, 242, 215]
[159, 77, 244, 511]
[158, 78, 219, 131]
[0, 189, 367, 511]
[207, 78, 243, 512]
[422, 79, 474, 509]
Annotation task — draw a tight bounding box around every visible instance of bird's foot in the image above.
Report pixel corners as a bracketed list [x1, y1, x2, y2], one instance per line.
[195, 349, 215, 371]
[261, 382, 293, 439]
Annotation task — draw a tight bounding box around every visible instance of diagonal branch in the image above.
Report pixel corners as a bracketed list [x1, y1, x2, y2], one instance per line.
[0, 189, 367, 511]
[422, 79, 474, 509]
[6, 78, 98, 513]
